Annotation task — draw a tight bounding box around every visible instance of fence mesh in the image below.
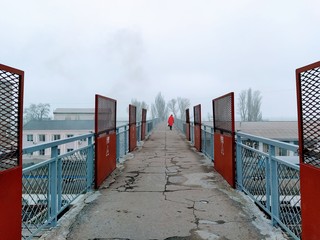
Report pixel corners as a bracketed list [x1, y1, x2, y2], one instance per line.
[129, 105, 136, 125]
[22, 164, 49, 238]
[0, 68, 21, 170]
[95, 95, 116, 135]
[213, 93, 234, 134]
[22, 146, 92, 239]
[298, 66, 320, 168]
[194, 105, 201, 125]
[241, 147, 267, 206]
[238, 137, 301, 239]
[186, 108, 190, 123]
[277, 164, 301, 238]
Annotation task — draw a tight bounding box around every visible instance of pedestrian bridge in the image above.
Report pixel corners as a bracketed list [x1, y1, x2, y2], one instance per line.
[2, 62, 320, 240]
[48, 123, 286, 240]
[18, 120, 300, 240]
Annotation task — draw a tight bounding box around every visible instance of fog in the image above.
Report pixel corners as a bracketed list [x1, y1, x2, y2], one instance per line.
[1, 0, 319, 120]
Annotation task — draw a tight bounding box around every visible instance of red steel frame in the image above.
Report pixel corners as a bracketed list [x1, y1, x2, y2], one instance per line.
[0, 64, 24, 239]
[212, 92, 235, 188]
[129, 104, 137, 152]
[296, 61, 320, 240]
[141, 108, 147, 141]
[94, 95, 117, 188]
[186, 108, 190, 141]
[193, 104, 202, 152]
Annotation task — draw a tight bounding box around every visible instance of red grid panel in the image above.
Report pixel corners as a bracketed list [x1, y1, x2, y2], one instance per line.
[193, 104, 201, 151]
[94, 95, 117, 188]
[186, 108, 190, 141]
[95, 95, 116, 135]
[141, 108, 147, 141]
[0, 64, 24, 239]
[296, 61, 320, 240]
[129, 105, 137, 152]
[212, 92, 235, 188]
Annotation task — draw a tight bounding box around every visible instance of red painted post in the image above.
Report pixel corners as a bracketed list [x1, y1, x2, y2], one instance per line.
[296, 61, 320, 239]
[94, 95, 117, 188]
[212, 92, 235, 188]
[0, 64, 24, 239]
[193, 105, 202, 152]
[129, 105, 137, 152]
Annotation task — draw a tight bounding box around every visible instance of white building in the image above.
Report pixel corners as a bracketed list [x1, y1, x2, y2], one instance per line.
[23, 120, 94, 165]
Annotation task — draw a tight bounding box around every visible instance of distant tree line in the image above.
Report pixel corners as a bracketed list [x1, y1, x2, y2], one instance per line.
[23, 103, 51, 124]
[131, 92, 191, 122]
[237, 88, 262, 121]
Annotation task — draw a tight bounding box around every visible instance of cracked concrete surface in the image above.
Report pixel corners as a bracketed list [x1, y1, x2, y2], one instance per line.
[48, 123, 287, 240]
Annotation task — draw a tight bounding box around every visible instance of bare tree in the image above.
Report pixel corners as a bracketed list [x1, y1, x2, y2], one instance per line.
[131, 99, 148, 122]
[237, 88, 262, 121]
[167, 98, 178, 117]
[24, 103, 51, 123]
[177, 97, 191, 120]
[151, 92, 166, 120]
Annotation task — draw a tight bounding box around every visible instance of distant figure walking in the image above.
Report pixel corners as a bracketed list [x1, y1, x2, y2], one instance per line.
[168, 114, 174, 130]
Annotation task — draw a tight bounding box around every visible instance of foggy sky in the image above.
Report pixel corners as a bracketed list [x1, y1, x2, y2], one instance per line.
[1, 0, 319, 120]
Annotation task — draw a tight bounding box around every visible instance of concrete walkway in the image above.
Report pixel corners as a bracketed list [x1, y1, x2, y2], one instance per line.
[47, 123, 286, 240]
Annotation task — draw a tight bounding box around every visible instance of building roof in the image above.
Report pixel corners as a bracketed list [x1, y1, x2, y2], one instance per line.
[53, 108, 94, 114]
[203, 121, 298, 141]
[23, 120, 94, 131]
[235, 121, 298, 141]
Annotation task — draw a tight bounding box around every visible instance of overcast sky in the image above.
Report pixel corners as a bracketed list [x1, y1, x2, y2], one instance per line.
[1, 0, 319, 120]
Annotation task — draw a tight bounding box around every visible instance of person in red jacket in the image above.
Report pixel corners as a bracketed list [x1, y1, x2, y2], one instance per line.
[168, 114, 174, 130]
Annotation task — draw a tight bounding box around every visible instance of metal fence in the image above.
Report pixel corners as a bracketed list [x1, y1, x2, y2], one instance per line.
[22, 133, 94, 239]
[21, 119, 159, 239]
[236, 132, 301, 240]
[176, 119, 301, 239]
[201, 124, 214, 161]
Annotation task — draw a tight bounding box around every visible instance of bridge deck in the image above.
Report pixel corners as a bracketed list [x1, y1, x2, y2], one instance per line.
[48, 123, 285, 240]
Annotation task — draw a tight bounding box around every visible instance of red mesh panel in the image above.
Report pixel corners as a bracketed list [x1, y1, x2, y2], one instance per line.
[0, 64, 24, 170]
[296, 61, 320, 240]
[95, 95, 116, 135]
[212, 92, 235, 188]
[0, 64, 24, 239]
[141, 109, 147, 141]
[213, 92, 235, 134]
[129, 105, 137, 151]
[193, 105, 201, 151]
[94, 95, 117, 188]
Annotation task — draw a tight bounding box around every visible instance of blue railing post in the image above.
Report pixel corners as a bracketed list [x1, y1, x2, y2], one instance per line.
[210, 127, 214, 161]
[270, 145, 280, 226]
[49, 146, 58, 227]
[87, 136, 94, 190]
[57, 157, 62, 210]
[116, 128, 120, 162]
[124, 125, 128, 154]
[236, 134, 243, 189]
[265, 145, 272, 214]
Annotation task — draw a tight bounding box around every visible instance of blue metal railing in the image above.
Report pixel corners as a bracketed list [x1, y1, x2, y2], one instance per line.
[175, 119, 301, 239]
[21, 118, 159, 239]
[236, 132, 301, 240]
[22, 133, 95, 239]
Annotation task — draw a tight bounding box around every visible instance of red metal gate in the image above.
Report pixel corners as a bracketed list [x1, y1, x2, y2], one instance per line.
[141, 108, 147, 141]
[129, 104, 137, 152]
[95, 95, 117, 188]
[193, 104, 201, 151]
[212, 92, 235, 188]
[0, 64, 24, 239]
[186, 108, 190, 141]
[296, 61, 320, 239]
